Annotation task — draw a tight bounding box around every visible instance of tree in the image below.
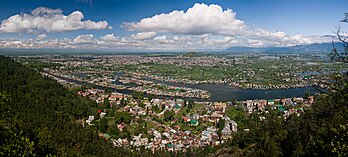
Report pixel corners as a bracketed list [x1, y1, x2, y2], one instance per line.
[164, 110, 175, 122]
[119, 128, 131, 140]
[106, 109, 115, 117]
[103, 98, 110, 109]
[0, 92, 36, 157]
[152, 105, 160, 113]
[331, 13, 348, 64]
[0, 125, 36, 157]
[328, 13, 348, 91]
[188, 100, 194, 109]
[305, 91, 311, 98]
[0, 92, 10, 119]
[99, 118, 109, 133]
[148, 94, 154, 101]
[114, 111, 132, 124]
[217, 119, 225, 137]
[143, 122, 148, 134]
[330, 123, 348, 156]
[132, 91, 144, 100]
[107, 125, 120, 138]
[231, 97, 237, 105]
[120, 98, 127, 107]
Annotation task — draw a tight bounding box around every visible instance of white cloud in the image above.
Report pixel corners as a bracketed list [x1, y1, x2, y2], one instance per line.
[120, 3, 328, 48]
[0, 33, 331, 51]
[131, 32, 156, 40]
[0, 4, 334, 51]
[0, 7, 111, 33]
[122, 3, 246, 36]
[73, 34, 97, 44]
[36, 34, 47, 40]
[100, 33, 118, 41]
[154, 35, 172, 43]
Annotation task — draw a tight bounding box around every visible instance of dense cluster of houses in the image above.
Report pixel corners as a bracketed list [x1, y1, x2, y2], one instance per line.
[77, 88, 241, 151]
[124, 101, 238, 152]
[109, 118, 238, 152]
[241, 96, 314, 119]
[72, 86, 314, 152]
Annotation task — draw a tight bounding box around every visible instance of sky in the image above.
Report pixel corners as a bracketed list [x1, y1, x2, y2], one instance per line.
[0, 0, 347, 51]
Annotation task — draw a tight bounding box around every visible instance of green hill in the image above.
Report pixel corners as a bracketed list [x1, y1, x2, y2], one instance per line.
[0, 56, 132, 156]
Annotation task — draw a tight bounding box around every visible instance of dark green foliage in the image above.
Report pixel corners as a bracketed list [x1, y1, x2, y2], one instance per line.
[0, 92, 35, 156]
[0, 122, 35, 157]
[144, 122, 148, 134]
[25, 60, 62, 71]
[102, 98, 110, 109]
[283, 86, 348, 157]
[164, 110, 175, 122]
[114, 111, 133, 124]
[119, 128, 131, 139]
[0, 56, 129, 156]
[132, 91, 144, 100]
[108, 125, 119, 135]
[99, 118, 109, 133]
[152, 105, 160, 113]
[217, 119, 225, 137]
[218, 85, 348, 157]
[188, 100, 194, 109]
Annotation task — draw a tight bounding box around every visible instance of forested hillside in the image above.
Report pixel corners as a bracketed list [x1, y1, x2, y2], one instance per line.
[0, 56, 135, 156]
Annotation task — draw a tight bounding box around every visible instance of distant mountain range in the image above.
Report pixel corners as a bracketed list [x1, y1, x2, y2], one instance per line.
[224, 42, 345, 54]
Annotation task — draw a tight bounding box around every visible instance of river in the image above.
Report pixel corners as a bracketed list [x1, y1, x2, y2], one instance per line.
[144, 77, 319, 101]
[50, 72, 321, 102]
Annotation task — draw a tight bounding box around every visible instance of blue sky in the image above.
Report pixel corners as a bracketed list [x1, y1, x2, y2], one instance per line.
[0, 0, 347, 51]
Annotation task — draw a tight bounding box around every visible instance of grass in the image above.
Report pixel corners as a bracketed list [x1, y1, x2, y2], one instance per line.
[192, 103, 205, 112]
[226, 106, 246, 126]
[108, 118, 115, 126]
[145, 121, 157, 129]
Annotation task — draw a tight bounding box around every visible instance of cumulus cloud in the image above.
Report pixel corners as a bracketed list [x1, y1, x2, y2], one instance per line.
[121, 3, 326, 48]
[36, 34, 47, 40]
[154, 36, 172, 43]
[131, 32, 156, 40]
[73, 34, 97, 44]
[0, 33, 331, 51]
[0, 7, 111, 33]
[100, 33, 118, 41]
[0, 3, 334, 50]
[122, 3, 246, 36]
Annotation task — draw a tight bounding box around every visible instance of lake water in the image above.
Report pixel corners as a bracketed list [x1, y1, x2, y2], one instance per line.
[144, 77, 319, 101]
[50, 72, 320, 101]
